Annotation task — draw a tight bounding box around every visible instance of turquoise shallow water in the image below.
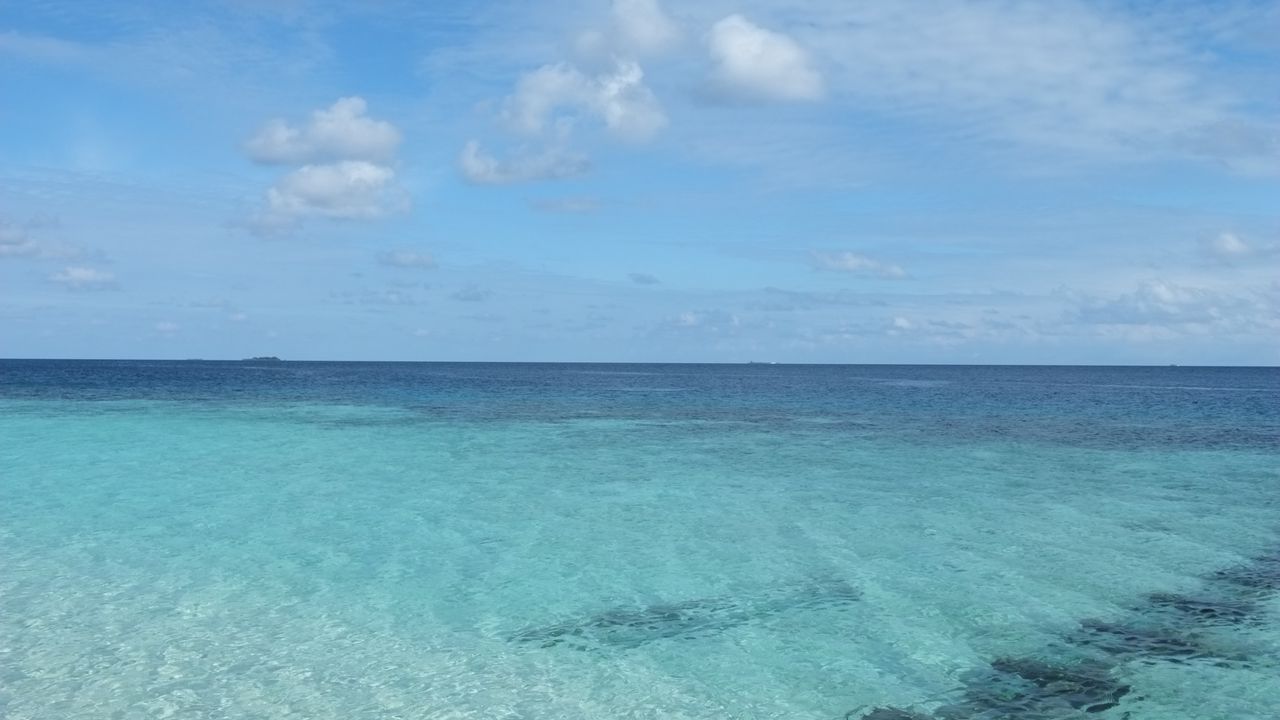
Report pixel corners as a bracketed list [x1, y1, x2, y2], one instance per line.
[1, 362, 1277, 719]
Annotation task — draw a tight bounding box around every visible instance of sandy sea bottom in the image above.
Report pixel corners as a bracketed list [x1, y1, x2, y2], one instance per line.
[1, 363, 1277, 719]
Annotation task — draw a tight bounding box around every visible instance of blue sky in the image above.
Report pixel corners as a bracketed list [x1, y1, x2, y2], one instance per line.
[2, 0, 1277, 363]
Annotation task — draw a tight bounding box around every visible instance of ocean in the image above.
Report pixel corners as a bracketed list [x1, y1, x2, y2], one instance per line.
[1, 361, 1277, 719]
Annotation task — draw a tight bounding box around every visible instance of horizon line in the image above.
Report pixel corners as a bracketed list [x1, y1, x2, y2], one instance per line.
[1, 357, 1276, 369]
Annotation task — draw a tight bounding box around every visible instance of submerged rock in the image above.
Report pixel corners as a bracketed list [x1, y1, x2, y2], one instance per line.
[1143, 592, 1260, 627]
[1069, 618, 1208, 663]
[931, 655, 1131, 719]
[853, 707, 934, 720]
[510, 576, 860, 651]
[1208, 552, 1280, 595]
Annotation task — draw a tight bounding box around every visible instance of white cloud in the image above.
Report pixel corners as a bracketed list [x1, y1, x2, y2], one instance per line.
[1186, 120, 1280, 176]
[263, 161, 402, 222]
[466, 5, 673, 185]
[594, 60, 668, 141]
[812, 251, 906, 279]
[576, 0, 680, 65]
[503, 63, 585, 136]
[49, 266, 117, 291]
[794, 1, 1235, 155]
[245, 97, 401, 165]
[532, 196, 601, 213]
[664, 309, 743, 335]
[0, 222, 39, 258]
[452, 284, 492, 302]
[0, 220, 85, 260]
[0, 30, 88, 64]
[1074, 280, 1257, 327]
[707, 14, 823, 102]
[612, 0, 680, 56]
[458, 140, 589, 184]
[502, 59, 666, 143]
[379, 250, 437, 269]
[155, 321, 180, 333]
[247, 98, 406, 230]
[1205, 231, 1251, 259]
[1198, 231, 1280, 265]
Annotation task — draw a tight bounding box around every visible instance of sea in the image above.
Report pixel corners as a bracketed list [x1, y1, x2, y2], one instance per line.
[1, 361, 1277, 719]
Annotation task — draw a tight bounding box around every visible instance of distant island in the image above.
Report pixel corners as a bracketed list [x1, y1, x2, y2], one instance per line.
[242, 356, 282, 362]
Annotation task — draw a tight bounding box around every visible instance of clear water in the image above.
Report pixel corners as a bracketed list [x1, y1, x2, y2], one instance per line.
[1, 361, 1277, 719]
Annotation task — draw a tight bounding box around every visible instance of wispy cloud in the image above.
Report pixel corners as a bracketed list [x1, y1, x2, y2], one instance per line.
[1200, 231, 1278, 264]
[606, 0, 681, 56]
[458, 141, 589, 184]
[0, 221, 40, 258]
[1073, 280, 1267, 330]
[0, 30, 88, 64]
[49, 266, 117, 291]
[378, 250, 437, 269]
[531, 196, 601, 213]
[575, 0, 681, 62]
[451, 284, 493, 302]
[786, 0, 1250, 159]
[0, 218, 86, 261]
[811, 251, 906, 279]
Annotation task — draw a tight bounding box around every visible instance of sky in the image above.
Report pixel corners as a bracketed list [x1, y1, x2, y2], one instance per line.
[1, 0, 1278, 364]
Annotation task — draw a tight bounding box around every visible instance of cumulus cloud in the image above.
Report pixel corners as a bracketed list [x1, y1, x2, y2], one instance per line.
[247, 98, 405, 230]
[245, 97, 401, 165]
[502, 59, 666, 143]
[461, 3, 678, 185]
[458, 141, 589, 184]
[49, 266, 116, 291]
[378, 250, 437, 269]
[629, 272, 660, 285]
[263, 161, 402, 222]
[811, 251, 906, 279]
[707, 15, 823, 102]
